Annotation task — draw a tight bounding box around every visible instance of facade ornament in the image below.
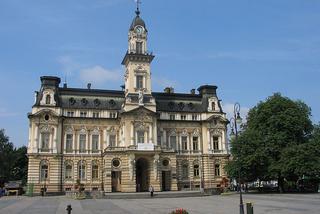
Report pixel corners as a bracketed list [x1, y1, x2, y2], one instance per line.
[138, 89, 144, 106]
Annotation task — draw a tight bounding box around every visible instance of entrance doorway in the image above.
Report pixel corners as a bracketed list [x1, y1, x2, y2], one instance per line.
[111, 171, 121, 192]
[136, 158, 149, 192]
[162, 171, 171, 191]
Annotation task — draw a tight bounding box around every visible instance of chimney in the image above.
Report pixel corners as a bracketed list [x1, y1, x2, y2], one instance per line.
[190, 89, 196, 95]
[87, 83, 91, 90]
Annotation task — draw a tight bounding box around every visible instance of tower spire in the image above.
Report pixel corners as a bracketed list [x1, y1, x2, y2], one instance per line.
[135, 0, 141, 16]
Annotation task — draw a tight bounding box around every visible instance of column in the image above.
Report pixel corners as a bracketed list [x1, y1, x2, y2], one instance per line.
[189, 132, 192, 153]
[53, 127, 57, 153]
[163, 130, 167, 148]
[34, 125, 39, 152]
[130, 123, 134, 145]
[149, 124, 152, 144]
[103, 129, 107, 150]
[87, 130, 90, 154]
[207, 130, 211, 151]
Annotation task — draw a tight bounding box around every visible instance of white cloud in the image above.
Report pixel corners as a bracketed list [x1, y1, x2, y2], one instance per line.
[222, 103, 250, 124]
[79, 66, 122, 86]
[0, 108, 18, 117]
[57, 55, 80, 76]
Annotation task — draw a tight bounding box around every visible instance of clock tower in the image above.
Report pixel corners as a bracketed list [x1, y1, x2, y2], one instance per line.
[122, 5, 156, 112]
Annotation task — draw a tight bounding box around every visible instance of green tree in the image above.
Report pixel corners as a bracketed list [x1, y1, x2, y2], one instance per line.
[227, 93, 317, 192]
[0, 129, 28, 186]
[0, 129, 15, 185]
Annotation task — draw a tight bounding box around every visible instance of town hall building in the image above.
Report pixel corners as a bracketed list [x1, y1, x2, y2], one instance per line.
[27, 6, 230, 193]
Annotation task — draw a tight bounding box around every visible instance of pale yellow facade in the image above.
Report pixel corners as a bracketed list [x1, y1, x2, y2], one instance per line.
[27, 8, 230, 194]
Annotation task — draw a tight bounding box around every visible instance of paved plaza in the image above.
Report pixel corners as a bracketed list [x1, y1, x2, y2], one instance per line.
[0, 193, 319, 214]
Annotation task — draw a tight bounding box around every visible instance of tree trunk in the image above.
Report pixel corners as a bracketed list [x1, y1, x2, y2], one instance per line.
[278, 176, 285, 193]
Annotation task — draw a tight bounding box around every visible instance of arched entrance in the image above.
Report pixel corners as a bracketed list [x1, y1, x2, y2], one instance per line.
[136, 158, 149, 192]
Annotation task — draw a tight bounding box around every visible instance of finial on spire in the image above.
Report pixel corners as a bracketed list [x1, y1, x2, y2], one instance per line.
[135, 0, 141, 16]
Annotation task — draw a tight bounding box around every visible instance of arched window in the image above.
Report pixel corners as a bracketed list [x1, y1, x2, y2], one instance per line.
[193, 164, 199, 177]
[78, 161, 86, 181]
[182, 164, 189, 179]
[212, 102, 216, 111]
[66, 134, 73, 153]
[65, 161, 73, 179]
[45, 95, 51, 104]
[215, 164, 220, 176]
[40, 160, 48, 181]
[79, 133, 86, 153]
[91, 134, 99, 153]
[92, 161, 99, 180]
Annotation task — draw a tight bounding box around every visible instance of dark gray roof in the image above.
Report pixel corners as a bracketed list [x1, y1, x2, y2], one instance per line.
[59, 88, 124, 110]
[130, 13, 147, 31]
[34, 86, 222, 113]
[153, 92, 205, 113]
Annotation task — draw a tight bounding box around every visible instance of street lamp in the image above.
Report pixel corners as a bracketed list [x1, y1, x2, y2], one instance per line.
[229, 102, 244, 214]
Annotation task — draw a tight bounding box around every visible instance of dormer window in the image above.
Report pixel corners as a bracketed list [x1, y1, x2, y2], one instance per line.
[212, 102, 216, 111]
[45, 95, 51, 105]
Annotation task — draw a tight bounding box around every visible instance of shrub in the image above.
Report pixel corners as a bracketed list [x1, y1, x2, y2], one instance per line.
[169, 208, 189, 214]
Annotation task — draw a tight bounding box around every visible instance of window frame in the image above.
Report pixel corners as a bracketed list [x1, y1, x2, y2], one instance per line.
[91, 134, 99, 153]
[79, 134, 86, 153]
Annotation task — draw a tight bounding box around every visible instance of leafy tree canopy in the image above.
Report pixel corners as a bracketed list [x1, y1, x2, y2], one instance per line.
[226, 93, 320, 192]
[0, 129, 28, 186]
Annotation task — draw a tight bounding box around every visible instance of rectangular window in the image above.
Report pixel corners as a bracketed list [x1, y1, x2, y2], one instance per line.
[193, 136, 199, 151]
[136, 42, 143, 54]
[182, 136, 188, 151]
[192, 114, 198, 120]
[213, 137, 219, 151]
[157, 134, 162, 146]
[79, 134, 86, 153]
[169, 114, 175, 120]
[40, 165, 48, 181]
[92, 165, 99, 180]
[110, 112, 117, 118]
[41, 133, 50, 152]
[67, 111, 74, 117]
[215, 164, 220, 176]
[136, 75, 143, 89]
[92, 135, 99, 153]
[170, 136, 177, 150]
[66, 134, 73, 153]
[182, 165, 189, 179]
[137, 131, 144, 144]
[194, 165, 200, 177]
[109, 135, 116, 147]
[65, 165, 72, 179]
[80, 112, 87, 117]
[93, 112, 99, 118]
[181, 115, 187, 120]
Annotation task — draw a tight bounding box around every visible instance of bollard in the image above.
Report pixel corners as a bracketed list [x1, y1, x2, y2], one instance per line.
[246, 202, 253, 214]
[66, 205, 72, 214]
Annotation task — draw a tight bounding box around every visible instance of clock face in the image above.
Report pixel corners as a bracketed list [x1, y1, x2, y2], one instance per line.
[135, 26, 144, 35]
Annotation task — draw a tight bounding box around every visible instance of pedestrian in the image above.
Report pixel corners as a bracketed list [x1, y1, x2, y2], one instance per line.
[149, 185, 154, 197]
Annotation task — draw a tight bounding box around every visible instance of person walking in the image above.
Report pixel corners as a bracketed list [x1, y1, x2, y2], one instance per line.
[149, 185, 154, 197]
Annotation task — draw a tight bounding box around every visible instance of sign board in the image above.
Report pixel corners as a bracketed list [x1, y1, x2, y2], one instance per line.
[137, 143, 154, 151]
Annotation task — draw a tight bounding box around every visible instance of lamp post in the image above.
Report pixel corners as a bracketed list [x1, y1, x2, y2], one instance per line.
[229, 102, 244, 214]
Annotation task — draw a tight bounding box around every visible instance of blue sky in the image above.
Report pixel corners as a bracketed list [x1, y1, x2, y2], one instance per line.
[0, 0, 320, 147]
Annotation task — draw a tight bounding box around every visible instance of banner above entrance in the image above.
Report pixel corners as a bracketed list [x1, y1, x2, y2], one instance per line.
[137, 143, 154, 151]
